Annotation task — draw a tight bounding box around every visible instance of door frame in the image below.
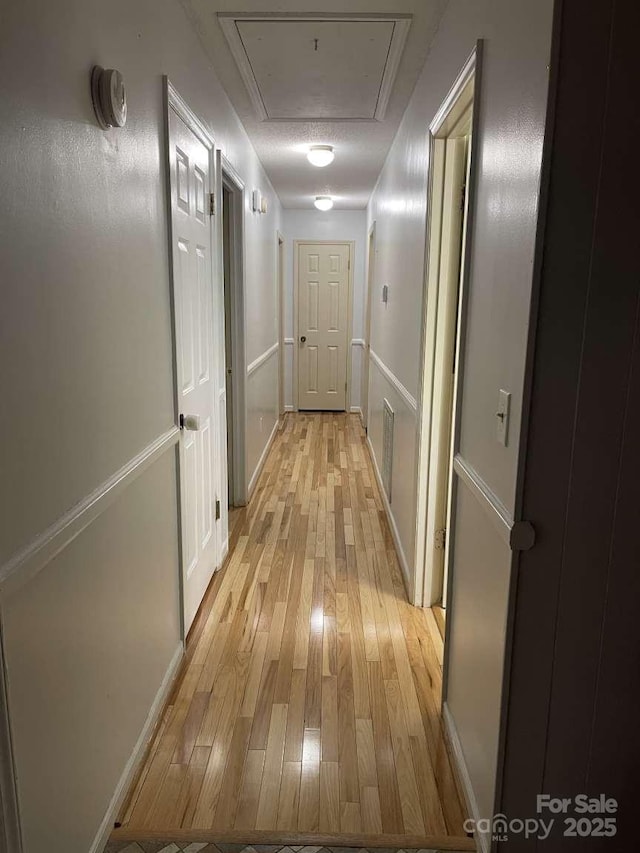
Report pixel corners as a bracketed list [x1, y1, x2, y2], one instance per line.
[276, 231, 285, 418]
[362, 221, 376, 429]
[292, 240, 355, 412]
[413, 44, 482, 609]
[220, 156, 248, 508]
[164, 78, 222, 635]
[0, 626, 21, 853]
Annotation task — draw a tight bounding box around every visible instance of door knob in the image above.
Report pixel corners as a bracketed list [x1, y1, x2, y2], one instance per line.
[300, 335, 306, 343]
[180, 413, 201, 431]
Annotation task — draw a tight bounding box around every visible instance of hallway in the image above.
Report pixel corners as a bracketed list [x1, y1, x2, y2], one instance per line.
[113, 414, 471, 848]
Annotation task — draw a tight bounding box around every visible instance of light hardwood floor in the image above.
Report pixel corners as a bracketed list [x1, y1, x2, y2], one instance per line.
[115, 413, 470, 848]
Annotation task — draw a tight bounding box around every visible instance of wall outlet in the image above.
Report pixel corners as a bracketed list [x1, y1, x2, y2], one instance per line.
[496, 389, 511, 446]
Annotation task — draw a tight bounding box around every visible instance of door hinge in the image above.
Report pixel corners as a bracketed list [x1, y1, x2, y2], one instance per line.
[215, 498, 221, 521]
[435, 528, 446, 550]
[209, 192, 216, 216]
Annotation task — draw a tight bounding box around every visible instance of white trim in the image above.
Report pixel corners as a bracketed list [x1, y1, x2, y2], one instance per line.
[349, 406, 363, 416]
[248, 419, 279, 499]
[277, 231, 285, 417]
[369, 349, 418, 412]
[362, 220, 376, 430]
[89, 643, 184, 853]
[430, 49, 478, 135]
[0, 427, 180, 597]
[218, 13, 411, 122]
[284, 405, 295, 413]
[218, 16, 269, 122]
[414, 44, 480, 610]
[366, 435, 412, 596]
[453, 454, 513, 545]
[351, 338, 365, 347]
[220, 153, 248, 508]
[374, 17, 411, 120]
[443, 701, 486, 853]
[220, 154, 245, 192]
[246, 341, 279, 377]
[284, 337, 295, 345]
[167, 81, 214, 147]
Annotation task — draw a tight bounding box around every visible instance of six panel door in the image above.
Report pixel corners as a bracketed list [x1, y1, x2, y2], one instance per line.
[297, 243, 350, 410]
[169, 108, 218, 632]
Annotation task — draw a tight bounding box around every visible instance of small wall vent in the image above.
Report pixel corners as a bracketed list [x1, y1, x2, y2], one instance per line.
[382, 398, 394, 501]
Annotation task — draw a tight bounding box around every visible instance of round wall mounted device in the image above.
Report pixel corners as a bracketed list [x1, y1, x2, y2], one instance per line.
[91, 66, 127, 129]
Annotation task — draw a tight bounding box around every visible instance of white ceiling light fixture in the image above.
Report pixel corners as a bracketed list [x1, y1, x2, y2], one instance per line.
[314, 196, 334, 211]
[307, 145, 335, 167]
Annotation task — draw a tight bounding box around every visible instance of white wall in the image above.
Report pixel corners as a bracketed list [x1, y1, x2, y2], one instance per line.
[366, 0, 554, 843]
[282, 209, 367, 413]
[0, 1, 281, 850]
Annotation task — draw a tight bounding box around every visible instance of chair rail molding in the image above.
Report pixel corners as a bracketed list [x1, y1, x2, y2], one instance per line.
[369, 349, 418, 412]
[247, 342, 279, 377]
[0, 427, 180, 597]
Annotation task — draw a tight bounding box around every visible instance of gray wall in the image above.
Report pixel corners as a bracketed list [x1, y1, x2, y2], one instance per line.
[282, 209, 367, 413]
[0, 1, 281, 850]
[365, 0, 554, 839]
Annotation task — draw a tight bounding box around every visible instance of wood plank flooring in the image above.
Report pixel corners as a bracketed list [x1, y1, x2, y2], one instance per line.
[115, 413, 470, 847]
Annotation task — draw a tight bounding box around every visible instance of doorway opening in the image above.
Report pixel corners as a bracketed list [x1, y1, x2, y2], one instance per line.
[294, 240, 354, 412]
[415, 50, 479, 616]
[221, 158, 247, 515]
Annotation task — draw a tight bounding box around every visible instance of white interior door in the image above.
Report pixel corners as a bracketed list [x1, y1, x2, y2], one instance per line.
[297, 242, 350, 411]
[169, 107, 218, 632]
[425, 135, 468, 605]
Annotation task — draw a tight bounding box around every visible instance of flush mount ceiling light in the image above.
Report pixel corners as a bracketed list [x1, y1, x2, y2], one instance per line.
[307, 145, 335, 167]
[314, 196, 334, 211]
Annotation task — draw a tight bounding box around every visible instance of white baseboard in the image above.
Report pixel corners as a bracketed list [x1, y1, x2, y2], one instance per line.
[248, 419, 279, 499]
[284, 405, 295, 412]
[349, 406, 362, 416]
[365, 435, 413, 597]
[443, 701, 484, 853]
[89, 642, 184, 853]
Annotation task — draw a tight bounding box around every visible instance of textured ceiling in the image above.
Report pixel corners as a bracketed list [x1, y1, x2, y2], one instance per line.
[180, 1, 449, 209]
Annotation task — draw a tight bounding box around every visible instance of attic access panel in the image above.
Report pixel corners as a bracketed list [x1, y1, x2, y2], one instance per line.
[219, 13, 412, 122]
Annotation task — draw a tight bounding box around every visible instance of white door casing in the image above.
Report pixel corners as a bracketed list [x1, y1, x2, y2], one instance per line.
[424, 135, 468, 606]
[297, 242, 351, 411]
[362, 223, 376, 429]
[168, 104, 218, 633]
[414, 47, 478, 609]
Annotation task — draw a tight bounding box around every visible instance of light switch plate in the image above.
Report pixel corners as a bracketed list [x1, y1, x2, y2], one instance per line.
[382, 284, 389, 304]
[496, 389, 511, 446]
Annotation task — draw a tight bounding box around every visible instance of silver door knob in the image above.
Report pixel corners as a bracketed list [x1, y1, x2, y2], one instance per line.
[300, 335, 306, 343]
[180, 413, 201, 431]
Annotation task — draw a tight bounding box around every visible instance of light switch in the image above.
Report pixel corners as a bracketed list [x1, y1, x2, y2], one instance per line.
[496, 389, 511, 446]
[382, 284, 389, 304]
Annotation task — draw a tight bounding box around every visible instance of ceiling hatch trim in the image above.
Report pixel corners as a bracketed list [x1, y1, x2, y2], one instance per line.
[218, 12, 412, 123]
